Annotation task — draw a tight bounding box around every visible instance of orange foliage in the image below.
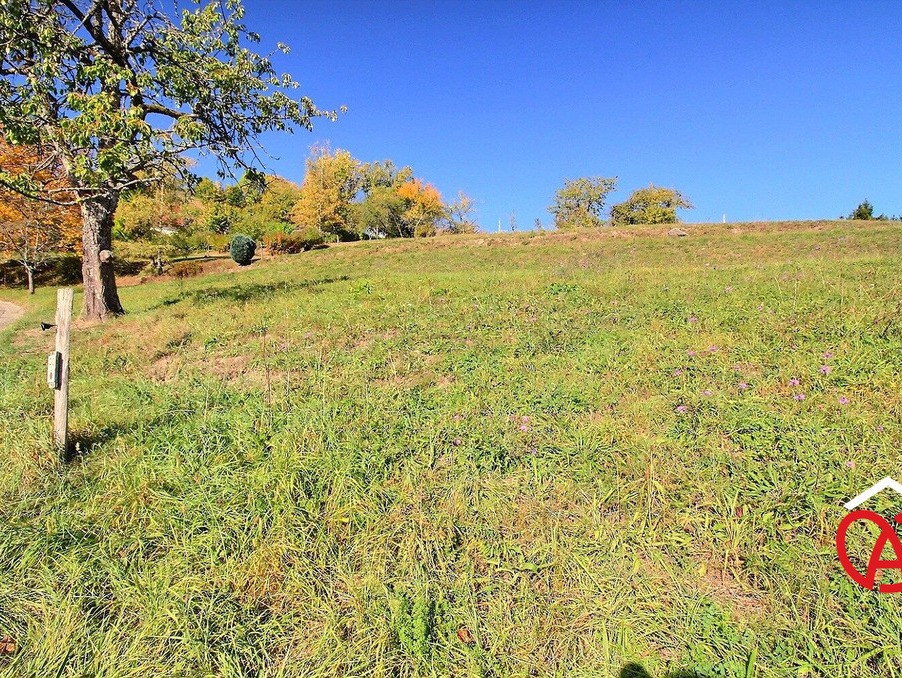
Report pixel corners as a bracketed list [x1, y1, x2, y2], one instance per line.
[397, 178, 443, 211]
[0, 140, 81, 255]
[397, 179, 445, 237]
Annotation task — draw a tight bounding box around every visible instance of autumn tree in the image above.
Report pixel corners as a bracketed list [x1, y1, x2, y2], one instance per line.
[396, 179, 444, 237]
[0, 141, 80, 293]
[354, 186, 405, 238]
[610, 184, 693, 225]
[234, 174, 302, 238]
[290, 147, 361, 240]
[115, 173, 191, 240]
[353, 160, 451, 238]
[288, 151, 458, 240]
[258, 177, 303, 224]
[354, 160, 412, 238]
[359, 160, 413, 197]
[549, 176, 618, 229]
[444, 192, 479, 234]
[0, 0, 336, 319]
[193, 178, 225, 206]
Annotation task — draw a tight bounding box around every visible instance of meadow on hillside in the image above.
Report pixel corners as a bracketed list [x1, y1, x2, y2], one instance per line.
[1, 221, 901, 676]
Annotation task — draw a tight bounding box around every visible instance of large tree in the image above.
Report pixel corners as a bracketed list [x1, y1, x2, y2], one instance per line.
[0, 0, 337, 319]
[610, 184, 693, 225]
[290, 147, 361, 240]
[549, 176, 618, 229]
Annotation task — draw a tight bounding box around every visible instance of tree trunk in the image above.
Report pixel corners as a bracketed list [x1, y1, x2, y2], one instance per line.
[81, 192, 124, 320]
[26, 266, 34, 294]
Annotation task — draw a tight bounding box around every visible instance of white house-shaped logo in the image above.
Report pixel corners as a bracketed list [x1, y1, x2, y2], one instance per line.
[844, 477, 902, 510]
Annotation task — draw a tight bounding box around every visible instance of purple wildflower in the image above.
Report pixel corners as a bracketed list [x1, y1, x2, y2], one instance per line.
[877, 425, 885, 432]
[688, 316, 698, 324]
[823, 351, 833, 359]
[688, 350, 697, 357]
[789, 378, 800, 387]
[845, 460, 856, 469]
[707, 345, 719, 353]
[793, 393, 805, 401]
[838, 396, 849, 405]
[702, 389, 712, 397]
[675, 405, 689, 414]
[518, 424, 529, 432]
[738, 382, 749, 391]
[819, 365, 832, 375]
[520, 415, 529, 423]
[453, 438, 462, 447]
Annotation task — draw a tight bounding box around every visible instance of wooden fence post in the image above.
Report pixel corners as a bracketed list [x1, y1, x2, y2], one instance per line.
[52, 288, 73, 456]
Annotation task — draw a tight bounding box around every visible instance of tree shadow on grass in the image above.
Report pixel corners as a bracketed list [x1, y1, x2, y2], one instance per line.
[156, 275, 350, 307]
[64, 412, 173, 463]
[621, 662, 703, 678]
[65, 423, 131, 463]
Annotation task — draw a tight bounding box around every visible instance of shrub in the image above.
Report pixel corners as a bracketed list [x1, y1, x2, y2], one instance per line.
[236, 214, 285, 241]
[297, 227, 327, 249]
[262, 231, 299, 254]
[206, 232, 231, 252]
[169, 261, 204, 279]
[848, 200, 874, 221]
[183, 230, 230, 253]
[114, 240, 178, 262]
[167, 231, 194, 256]
[394, 592, 435, 662]
[229, 234, 256, 265]
[263, 227, 324, 254]
[414, 222, 437, 238]
[113, 241, 176, 276]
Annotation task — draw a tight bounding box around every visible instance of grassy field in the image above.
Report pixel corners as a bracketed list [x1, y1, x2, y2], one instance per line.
[2, 220, 902, 677]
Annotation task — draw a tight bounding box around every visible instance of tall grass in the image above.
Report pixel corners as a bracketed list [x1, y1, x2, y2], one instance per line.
[1, 221, 901, 676]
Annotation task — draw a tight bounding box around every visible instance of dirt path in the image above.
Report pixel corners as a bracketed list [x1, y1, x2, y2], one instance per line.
[0, 300, 24, 331]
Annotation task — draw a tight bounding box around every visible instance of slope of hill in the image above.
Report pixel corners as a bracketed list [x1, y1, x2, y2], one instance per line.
[2, 220, 901, 676]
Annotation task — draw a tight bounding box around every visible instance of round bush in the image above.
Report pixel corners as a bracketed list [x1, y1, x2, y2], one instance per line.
[169, 261, 204, 279]
[229, 234, 256, 266]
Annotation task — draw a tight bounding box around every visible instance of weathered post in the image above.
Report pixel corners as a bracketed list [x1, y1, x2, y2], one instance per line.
[49, 288, 73, 456]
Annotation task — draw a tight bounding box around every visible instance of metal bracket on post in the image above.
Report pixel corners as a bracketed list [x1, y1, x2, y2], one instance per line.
[46, 351, 62, 389]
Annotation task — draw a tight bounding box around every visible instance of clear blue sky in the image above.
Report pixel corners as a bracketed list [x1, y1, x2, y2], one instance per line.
[231, 0, 902, 227]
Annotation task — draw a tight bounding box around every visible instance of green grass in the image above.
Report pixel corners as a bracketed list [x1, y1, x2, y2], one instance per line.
[2, 221, 902, 676]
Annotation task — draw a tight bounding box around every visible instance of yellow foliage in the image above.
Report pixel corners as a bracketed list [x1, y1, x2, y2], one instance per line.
[397, 179, 443, 210]
[290, 147, 360, 239]
[397, 179, 445, 237]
